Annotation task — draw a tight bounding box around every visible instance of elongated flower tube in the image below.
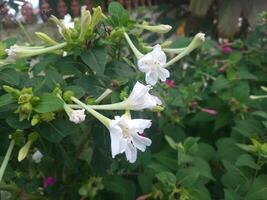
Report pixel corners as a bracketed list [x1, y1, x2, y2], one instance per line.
[5, 42, 67, 59]
[70, 82, 162, 111]
[136, 23, 172, 34]
[71, 97, 152, 163]
[250, 95, 267, 100]
[124, 32, 144, 59]
[0, 139, 15, 183]
[164, 33, 205, 68]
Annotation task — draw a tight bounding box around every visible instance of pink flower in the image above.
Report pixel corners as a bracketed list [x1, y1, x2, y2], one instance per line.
[221, 46, 233, 54]
[201, 108, 218, 115]
[43, 176, 56, 188]
[165, 79, 176, 88]
[218, 66, 226, 72]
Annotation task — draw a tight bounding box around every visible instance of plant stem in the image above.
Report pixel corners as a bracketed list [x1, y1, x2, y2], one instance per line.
[123, 32, 143, 59]
[0, 140, 15, 183]
[71, 97, 111, 128]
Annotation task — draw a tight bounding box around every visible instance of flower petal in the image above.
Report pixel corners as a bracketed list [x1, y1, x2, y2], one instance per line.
[109, 124, 123, 158]
[157, 67, 170, 82]
[125, 143, 137, 163]
[132, 134, 152, 152]
[146, 71, 158, 85]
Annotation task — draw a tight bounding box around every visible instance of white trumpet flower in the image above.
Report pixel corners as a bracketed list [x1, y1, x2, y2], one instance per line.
[138, 44, 170, 85]
[109, 114, 152, 163]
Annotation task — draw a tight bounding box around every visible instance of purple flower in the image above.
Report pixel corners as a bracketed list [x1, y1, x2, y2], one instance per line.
[43, 176, 56, 188]
[165, 79, 176, 88]
[201, 108, 218, 115]
[221, 46, 233, 54]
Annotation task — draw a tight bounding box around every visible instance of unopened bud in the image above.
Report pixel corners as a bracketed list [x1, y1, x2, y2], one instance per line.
[35, 32, 58, 45]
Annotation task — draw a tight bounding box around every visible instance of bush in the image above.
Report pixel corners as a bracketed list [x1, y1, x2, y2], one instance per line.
[0, 3, 267, 200]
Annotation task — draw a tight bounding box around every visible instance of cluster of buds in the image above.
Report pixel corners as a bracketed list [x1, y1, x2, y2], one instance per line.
[3, 86, 40, 121]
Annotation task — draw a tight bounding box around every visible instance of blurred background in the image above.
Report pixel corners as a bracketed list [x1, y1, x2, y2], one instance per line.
[1, 0, 267, 42]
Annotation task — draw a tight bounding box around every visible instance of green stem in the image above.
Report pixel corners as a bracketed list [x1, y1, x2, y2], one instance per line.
[71, 97, 111, 128]
[123, 32, 143, 59]
[96, 89, 112, 103]
[0, 140, 15, 183]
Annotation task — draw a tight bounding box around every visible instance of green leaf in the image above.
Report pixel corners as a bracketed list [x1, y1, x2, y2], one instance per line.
[108, 2, 129, 27]
[37, 118, 79, 143]
[105, 176, 136, 200]
[6, 114, 31, 129]
[81, 48, 107, 75]
[245, 175, 267, 200]
[64, 85, 85, 99]
[0, 94, 15, 109]
[235, 154, 260, 170]
[0, 68, 20, 86]
[224, 189, 242, 200]
[155, 171, 176, 187]
[233, 119, 263, 137]
[138, 175, 152, 193]
[176, 168, 200, 187]
[210, 75, 231, 92]
[34, 93, 64, 113]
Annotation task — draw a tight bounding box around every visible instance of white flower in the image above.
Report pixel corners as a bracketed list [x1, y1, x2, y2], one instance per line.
[58, 14, 74, 34]
[69, 109, 86, 124]
[5, 45, 18, 60]
[32, 150, 43, 163]
[124, 81, 162, 110]
[108, 114, 152, 163]
[63, 14, 74, 29]
[138, 44, 170, 85]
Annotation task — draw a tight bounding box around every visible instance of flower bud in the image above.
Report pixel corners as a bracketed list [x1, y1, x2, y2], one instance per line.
[40, 112, 56, 122]
[18, 94, 32, 104]
[31, 114, 40, 126]
[3, 85, 21, 97]
[136, 24, 172, 34]
[63, 90, 75, 103]
[20, 103, 33, 113]
[35, 32, 58, 45]
[32, 150, 43, 163]
[18, 140, 32, 162]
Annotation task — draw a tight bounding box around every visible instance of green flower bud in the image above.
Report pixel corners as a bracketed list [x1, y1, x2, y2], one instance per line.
[20, 103, 33, 113]
[53, 85, 63, 96]
[63, 90, 75, 103]
[18, 94, 32, 104]
[35, 32, 59, 45]
[40, 112, 55, 122]
[31, 114, 40, 126]
[18, 140, 32, 162]
[86, 97, 96, 105]
[3, 85, 21, 97]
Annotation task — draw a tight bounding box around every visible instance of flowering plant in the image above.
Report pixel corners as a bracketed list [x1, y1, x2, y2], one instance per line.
[0, 2, 204, 199]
